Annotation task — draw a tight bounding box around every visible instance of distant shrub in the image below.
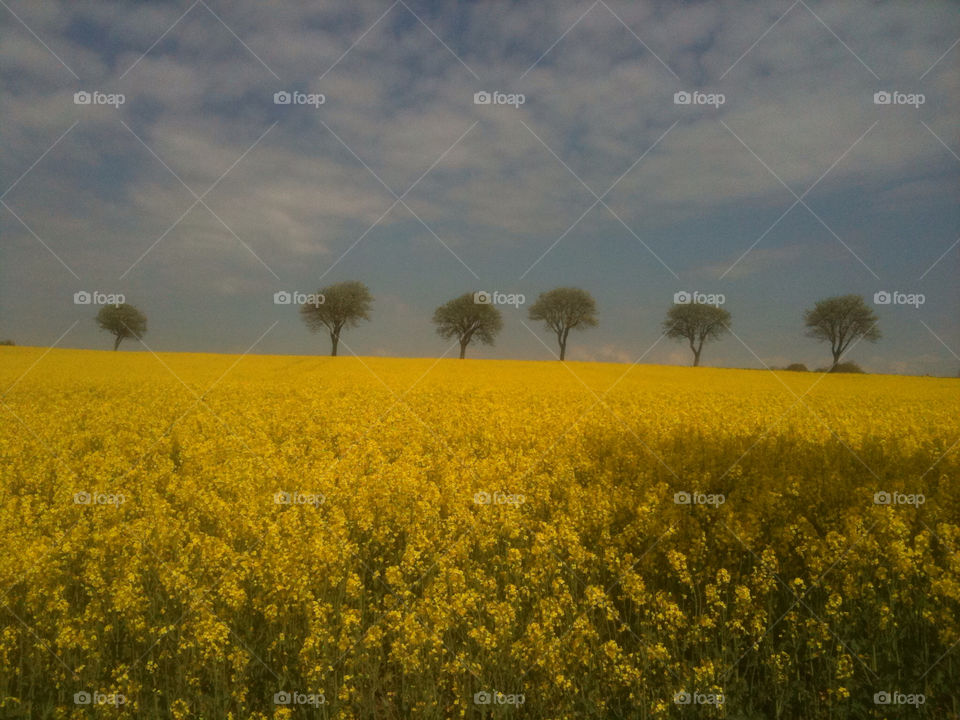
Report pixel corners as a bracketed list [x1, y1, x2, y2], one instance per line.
[785, 363, 808, 372]
[823, 361, 865, 374]
[0, 339, 14, 346]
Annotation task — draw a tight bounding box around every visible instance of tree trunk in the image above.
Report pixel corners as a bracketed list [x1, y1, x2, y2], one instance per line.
[831, 347, 842, 371]
[692, 336, 707, 367]
[459, 340, 467, 359]
[330, 332, 339, 357]
[113, 335, 122, 351]
[559, 339, 566, 361]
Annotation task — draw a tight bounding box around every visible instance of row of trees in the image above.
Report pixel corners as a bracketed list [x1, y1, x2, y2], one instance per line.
[433, 287, 598, 360]
[296, 282, 599, 360]
[91, 284, 882, 370]
[296, 281, 881, 368]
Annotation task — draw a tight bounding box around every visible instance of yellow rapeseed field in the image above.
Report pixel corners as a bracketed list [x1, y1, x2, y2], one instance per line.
[0, 347, 957, 719]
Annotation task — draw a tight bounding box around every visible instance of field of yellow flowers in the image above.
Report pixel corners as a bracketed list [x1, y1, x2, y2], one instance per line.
[0, 347, 957, 719]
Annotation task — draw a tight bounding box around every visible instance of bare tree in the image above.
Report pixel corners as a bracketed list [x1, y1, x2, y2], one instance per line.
[432, 292, 503, 359]
[96, 303, 147, 351]
[528, 287, 598, 361]
[803, 294, 880, 371]
[664, 303, 731, 367]
[300, 281, 373, 356]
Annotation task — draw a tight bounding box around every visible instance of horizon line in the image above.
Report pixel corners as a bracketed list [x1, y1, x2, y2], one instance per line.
[0, 345, 955, 379]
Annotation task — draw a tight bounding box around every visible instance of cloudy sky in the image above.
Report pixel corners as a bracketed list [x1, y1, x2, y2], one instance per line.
[1, 0, 958, 374]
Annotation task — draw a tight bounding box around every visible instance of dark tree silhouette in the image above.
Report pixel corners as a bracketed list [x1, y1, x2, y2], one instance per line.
[803, 294, 880, 371]
[300, 281, 373, 356]
[528, 287, 598, 361]
[96, 303, 147, 351]
[432, 292, 503, 359]
[664, 303, 731, 367]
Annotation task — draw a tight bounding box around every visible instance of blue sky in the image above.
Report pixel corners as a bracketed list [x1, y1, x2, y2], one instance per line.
[1, 0, 958, 374]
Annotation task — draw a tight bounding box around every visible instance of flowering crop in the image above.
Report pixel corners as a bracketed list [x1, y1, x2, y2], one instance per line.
[0, 348, 957, 718]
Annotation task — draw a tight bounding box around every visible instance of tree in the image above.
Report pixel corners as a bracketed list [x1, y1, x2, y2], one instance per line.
[96, 303, 147, 351]
[432, 292, 503, 359]
[528, 287, 598, 361]
[663, 302, 731, 367]
[300, 281, 373, 356]
[803, 294, 880, 371]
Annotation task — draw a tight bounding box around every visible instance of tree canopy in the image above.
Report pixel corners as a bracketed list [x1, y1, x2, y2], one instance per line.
[432, 292, 503, 359]
[96, 303, 147, 351]
[528, 287, 598, 360]
[300, 281, 373, 356]
[663, 303, 731, 367]
[803, 294, 880, 370]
